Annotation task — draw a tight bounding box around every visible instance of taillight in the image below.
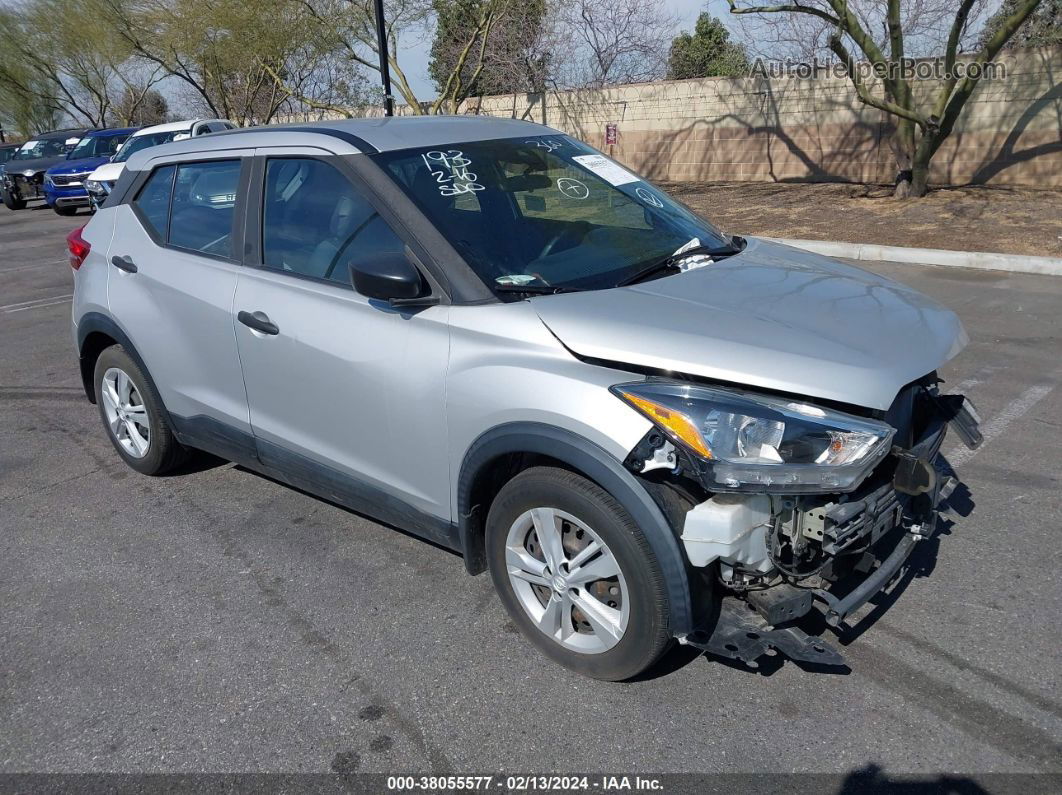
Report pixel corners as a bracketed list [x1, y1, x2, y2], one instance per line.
[67, 224, 90, 270]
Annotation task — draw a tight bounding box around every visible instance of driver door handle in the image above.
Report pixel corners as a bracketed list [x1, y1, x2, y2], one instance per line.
[237, 310, 279, 336]
[110, 255, 137, 273]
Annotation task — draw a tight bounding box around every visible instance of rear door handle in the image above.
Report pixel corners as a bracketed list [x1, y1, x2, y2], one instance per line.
[237, 310, 279, 336]
[110, 255, 137, 273]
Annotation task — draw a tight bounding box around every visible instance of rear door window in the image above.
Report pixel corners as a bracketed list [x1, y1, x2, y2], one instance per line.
[168, 160, 241, 258]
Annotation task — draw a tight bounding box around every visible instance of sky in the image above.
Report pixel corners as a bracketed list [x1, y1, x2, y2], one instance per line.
[394, 0, 730, 101]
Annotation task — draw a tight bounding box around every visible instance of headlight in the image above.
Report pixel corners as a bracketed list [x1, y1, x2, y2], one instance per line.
[85, 179, 102, 192]
[612, 381, 895, 493]
[44, 174, 54, 186]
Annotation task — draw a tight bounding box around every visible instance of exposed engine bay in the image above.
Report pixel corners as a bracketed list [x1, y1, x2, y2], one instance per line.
[624, 375, 983, 666]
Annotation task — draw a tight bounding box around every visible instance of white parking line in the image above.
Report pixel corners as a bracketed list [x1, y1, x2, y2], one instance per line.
[947, 381, 1056, 467]
[0, 260, 66, 275]
[1, 294, 73, 314]
[4, 298, 72, 313]
[951, 363, 1004, 395]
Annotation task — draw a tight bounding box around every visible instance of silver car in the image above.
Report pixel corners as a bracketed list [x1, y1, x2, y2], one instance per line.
[68, 117, 981, 680]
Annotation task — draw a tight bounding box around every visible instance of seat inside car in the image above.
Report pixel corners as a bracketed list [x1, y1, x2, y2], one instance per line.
[308, 194, 365, 280]
[264, 161, 345, 274]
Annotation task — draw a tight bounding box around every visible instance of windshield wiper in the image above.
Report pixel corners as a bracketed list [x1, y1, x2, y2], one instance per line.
[494, 283, 585, 296]
[615, 243, 743, 287]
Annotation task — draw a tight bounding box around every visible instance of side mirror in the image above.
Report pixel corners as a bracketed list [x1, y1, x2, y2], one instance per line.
[349, 251, 434, 306]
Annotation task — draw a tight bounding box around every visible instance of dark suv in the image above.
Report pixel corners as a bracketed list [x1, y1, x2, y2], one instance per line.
[2, 128, 92, 210]
[0, 142, 18, 167]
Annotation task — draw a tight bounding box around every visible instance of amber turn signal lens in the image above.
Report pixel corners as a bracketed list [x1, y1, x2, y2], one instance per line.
[618, 391, 713, 459]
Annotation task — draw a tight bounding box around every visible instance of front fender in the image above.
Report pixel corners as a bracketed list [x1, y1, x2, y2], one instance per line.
[457, 421, 694, 636]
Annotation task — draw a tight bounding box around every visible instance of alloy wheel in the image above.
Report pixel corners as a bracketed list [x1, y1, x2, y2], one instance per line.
[504, 507, 629, 653]
[100, 367, 151, 458]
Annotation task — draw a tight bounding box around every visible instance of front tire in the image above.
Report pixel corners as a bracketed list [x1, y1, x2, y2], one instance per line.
[2, 190, 26, 210]
[486, 467, 672, 681]
[93, 345, 188, 475]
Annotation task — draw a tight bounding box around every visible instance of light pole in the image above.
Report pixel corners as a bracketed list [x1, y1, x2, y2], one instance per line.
[373, 0, 394, 116]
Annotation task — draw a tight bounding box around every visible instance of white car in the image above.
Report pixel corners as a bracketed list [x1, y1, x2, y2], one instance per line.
[85, 119, 234, 207]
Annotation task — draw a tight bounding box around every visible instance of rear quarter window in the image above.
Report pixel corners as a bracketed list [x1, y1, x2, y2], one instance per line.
[132, 165, 176, 239]
[131, 160, 241, 259]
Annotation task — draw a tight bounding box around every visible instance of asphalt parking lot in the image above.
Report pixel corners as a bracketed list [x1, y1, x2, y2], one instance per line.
[1, 204, 1061, 784]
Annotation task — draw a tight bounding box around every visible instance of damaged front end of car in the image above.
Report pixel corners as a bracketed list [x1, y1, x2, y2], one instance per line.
[616, 375, 983, 669]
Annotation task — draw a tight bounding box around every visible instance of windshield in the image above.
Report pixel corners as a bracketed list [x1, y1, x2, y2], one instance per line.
[67, 133, 131, 161]
[11, 137, 71, 161]
[112, 129, 186, 163]
[372, 135, 730, 293]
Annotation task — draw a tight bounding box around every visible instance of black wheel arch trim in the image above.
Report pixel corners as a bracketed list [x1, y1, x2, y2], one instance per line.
[457, 421, 694, 636]
[76, 312, 171, 420]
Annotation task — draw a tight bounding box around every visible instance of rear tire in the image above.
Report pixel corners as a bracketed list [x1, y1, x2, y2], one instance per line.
[93, 345, 188, 475]
[486, 467, 672, 681]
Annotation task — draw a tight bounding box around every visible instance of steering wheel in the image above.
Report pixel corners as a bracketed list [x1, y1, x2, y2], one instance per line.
[537, 222, 590, 260]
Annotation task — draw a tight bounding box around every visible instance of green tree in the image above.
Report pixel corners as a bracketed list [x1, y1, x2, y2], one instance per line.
[0, 0, 148, 127]
[429, 0, 548, 100]
[0, 60, 63, 137]
[102, 0, 333, 124]
[668, 12, 749, 79]
[981, 0, 1061, 48]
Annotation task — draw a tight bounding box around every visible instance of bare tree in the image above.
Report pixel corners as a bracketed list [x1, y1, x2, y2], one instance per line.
[265, 0, 543, 116]
[551, 0, 677, 88]
[108, 71, 170, 125]
[256, 0, 431, 114]
[727, 0, 1042, 197]
[732, 0, 990, 63]
[110, 82, 169, 125]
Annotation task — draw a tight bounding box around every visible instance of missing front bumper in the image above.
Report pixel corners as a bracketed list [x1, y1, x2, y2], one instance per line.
[683, 514, 942, 669]
[675, 385, 979, 669]
[680, 598, 846, 667]
[814, 531, 921, 628]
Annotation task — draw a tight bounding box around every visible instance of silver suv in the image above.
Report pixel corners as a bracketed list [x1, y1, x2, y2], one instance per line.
[69, 117, 981, 680]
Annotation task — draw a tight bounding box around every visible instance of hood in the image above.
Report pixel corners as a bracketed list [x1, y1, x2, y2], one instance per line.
[530, 238, 966, 411]
[5, 155, 67, 176]
[87, 161, 124, 182]
[48, 156, 109, 177]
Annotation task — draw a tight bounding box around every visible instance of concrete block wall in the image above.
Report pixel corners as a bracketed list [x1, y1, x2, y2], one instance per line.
[282, 45, 1061, 188]
[461, 45, 1062, 187]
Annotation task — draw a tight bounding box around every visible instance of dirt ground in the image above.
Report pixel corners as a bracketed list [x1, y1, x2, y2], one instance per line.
[663, 181, 1062, 258]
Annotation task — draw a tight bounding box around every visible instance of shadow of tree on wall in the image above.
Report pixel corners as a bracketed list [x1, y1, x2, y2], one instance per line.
[472, 46, 1061, 189]
[968, 48, 1062, 184]
[632, 71, 892, 182]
